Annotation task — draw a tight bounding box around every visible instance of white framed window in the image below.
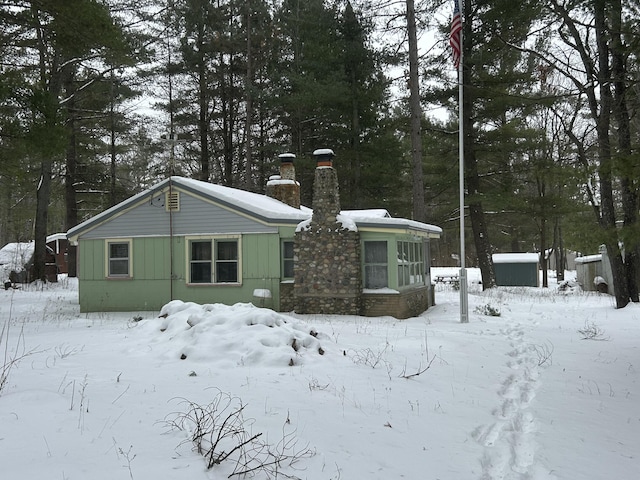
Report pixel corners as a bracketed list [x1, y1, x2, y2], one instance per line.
[282, 240, 294, 279]
[364, 241, 388, 289]
[105, 239, 132, 278]
[397, 240, 425, 287]
[187, 236, 240, 284]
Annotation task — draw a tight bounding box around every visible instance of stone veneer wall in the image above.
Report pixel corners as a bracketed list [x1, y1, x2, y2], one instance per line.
[293, 163, 362, 315]
[294, 229, 361, 314]
[279, 282, 295, 312]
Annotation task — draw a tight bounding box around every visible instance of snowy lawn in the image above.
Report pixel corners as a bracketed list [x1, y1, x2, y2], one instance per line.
[1, 270, 638, 479]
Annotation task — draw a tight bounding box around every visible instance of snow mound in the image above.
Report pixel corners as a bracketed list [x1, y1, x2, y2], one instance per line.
[137, 300, 327, 367]
[0, 241, 34, 282]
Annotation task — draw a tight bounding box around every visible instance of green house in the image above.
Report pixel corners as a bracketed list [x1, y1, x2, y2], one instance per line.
[67, 154, 441, 318]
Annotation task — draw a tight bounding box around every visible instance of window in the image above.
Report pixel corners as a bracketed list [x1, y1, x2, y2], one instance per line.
[190, 241, 212, 283]
[188, 238, 239, 284]
[364, 241, 388, 289]
[282, 241, 294, 279]
[216, 241, 238, 282]
[397, 240, 425, 287]
[107, 240, 131, 277]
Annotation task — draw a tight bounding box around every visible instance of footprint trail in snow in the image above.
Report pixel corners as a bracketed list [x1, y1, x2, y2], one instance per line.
[472, 322, 542, 480]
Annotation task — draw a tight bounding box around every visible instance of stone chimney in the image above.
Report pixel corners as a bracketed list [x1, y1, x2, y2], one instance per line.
[266, 153, 300, 208]
[310, 149, 340, 225]
[293, 149, 362, 315]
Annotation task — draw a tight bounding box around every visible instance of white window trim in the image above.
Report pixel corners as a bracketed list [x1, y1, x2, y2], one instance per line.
[185, 235, 242, 285]
[281, 240, 294, 280]
[105, 238, 133, 278]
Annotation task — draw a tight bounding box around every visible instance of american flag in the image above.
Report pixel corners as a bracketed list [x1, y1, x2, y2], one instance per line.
[449, 1, 462, 68]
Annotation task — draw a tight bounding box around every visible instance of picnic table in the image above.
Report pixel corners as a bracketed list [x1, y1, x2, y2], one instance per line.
[434, 274, 459, 284]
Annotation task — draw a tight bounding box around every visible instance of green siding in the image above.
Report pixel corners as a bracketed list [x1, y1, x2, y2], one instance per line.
[494, 263, 538, 287]
[77, 234, 285, 313]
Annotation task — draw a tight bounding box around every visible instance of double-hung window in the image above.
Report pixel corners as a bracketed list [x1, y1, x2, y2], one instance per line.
[282, 241, 294, 279]
[106, 240, 132, 278]
[188, 238, 239, 284]
[363, 241, 388, 289]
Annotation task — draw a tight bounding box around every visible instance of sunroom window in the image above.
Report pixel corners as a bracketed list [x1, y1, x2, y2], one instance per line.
[364, 241, 388, 289]
[397, 240, 425, 287]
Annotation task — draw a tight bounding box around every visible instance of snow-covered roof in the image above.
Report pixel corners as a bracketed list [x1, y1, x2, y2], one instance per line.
[341, 209, 442, 237]
[67, 177, 309, 240]
[176, 177, 307, 222]
[67, 176, 442, 240]
[341, 209, 391, 219]
[575, 254, 602, 264]
[492, 253, 539, 264]
[46, 233, 67, 242]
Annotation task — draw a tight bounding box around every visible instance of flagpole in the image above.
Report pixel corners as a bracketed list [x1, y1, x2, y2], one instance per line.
[457, 0, 468, 323]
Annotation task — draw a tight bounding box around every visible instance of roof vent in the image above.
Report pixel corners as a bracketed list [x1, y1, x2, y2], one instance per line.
[165, 191, 180, 212]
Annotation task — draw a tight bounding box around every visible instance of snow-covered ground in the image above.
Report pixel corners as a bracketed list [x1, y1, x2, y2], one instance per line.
[1, 269, 638, 479]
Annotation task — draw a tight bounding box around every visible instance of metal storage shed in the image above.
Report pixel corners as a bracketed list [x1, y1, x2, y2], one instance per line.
[492, 253, 539, 287]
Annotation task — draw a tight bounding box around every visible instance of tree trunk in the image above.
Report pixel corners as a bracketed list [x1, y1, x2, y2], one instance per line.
[540, 218, 548, 288]
[594, 0, 628, 308]
[33, 159, 53, 281]
[64, 75, 79, 278]
[406, 0, 426, 222]
[553, 219, 565, 281]
[462, 0, 495, 289]
[610, 0, 639, 302]
[244, 1, 254, 190]
[109, 72, 117, 207]
[199, 43, 210, 182]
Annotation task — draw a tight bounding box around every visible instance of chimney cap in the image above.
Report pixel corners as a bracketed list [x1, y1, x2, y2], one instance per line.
[313, 148, 335, 157]
[313, 149, 335, 166]
[278, 153, 296, 163]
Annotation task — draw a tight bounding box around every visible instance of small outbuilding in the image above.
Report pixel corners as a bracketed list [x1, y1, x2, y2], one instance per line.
[492, 253, 539, 287]
[1, 234, 68, 284]
[574, 245, 615, 295]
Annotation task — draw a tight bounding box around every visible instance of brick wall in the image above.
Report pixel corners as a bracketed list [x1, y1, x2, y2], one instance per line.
[361, 286, 431, 319]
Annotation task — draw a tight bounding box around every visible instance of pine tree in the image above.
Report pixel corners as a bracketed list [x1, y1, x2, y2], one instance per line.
[0, 0, 134, 280]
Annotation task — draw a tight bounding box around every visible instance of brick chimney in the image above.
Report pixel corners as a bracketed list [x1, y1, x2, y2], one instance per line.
[293, 149, 362, 315]
[266, 153, 300, 208]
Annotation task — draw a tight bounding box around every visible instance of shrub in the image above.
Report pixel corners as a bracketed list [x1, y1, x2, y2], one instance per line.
[473, 304, 501, 317]
[162, 389, 314, 477]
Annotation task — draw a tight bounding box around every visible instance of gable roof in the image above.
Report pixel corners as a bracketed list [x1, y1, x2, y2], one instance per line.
[67, 177, 310, 241]
[67, 176, 442, 241]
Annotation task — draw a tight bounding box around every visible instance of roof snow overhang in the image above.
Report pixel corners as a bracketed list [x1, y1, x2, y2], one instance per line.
[67, 177, 442, 242]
